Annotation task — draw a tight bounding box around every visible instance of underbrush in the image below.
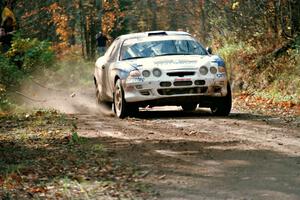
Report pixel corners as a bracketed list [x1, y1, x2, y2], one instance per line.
[0, 42, 94, 112]
[259, 51, 300, 103]
[217, 36, 300, 105]
[0, 36, 55, 112]
[217, 41, 256, 83]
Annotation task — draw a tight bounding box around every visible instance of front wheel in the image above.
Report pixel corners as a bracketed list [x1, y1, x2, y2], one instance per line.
[210, 85, 232, 116]
[113, 79, 129, 118]
[95, 78, 111, 108]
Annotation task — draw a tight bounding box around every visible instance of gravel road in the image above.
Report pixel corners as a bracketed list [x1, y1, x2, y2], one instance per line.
[23, 86, 300, 200]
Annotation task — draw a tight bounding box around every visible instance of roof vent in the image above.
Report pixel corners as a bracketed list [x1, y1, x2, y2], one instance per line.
[148, 31, 167, 36]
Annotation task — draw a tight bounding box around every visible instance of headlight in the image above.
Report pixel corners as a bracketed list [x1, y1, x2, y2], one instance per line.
[199, 66, 208, 75]
[210, 67, 217, 74]
[142, 70, 151, 77]
[129, 70, 141, 77]
[153, 68, 162, 77]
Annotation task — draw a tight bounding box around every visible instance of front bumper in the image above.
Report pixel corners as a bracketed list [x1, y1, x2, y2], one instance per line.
[123, 74, 228, 106]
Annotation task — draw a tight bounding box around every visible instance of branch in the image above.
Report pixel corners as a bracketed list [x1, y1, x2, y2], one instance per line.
[15, 91, 47, 102]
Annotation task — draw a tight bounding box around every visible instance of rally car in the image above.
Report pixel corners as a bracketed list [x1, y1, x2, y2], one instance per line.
[94, 31, 232, 118]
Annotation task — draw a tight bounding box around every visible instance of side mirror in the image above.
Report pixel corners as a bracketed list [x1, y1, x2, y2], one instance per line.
[206, 47, 213, 55]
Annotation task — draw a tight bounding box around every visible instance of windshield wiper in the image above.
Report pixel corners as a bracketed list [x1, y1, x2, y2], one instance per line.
[122, 56, 146, 60]
[155, 53, 192, 57]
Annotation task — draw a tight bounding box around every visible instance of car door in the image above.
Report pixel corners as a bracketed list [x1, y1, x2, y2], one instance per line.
[103, 39, 121, 99]
[95, 40, 117, 101]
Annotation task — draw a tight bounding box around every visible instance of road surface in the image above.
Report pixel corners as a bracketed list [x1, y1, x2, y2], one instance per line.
[22, 85, 300, 200]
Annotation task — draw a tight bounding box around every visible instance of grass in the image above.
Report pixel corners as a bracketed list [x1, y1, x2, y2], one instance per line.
[254, 90, 299, 104]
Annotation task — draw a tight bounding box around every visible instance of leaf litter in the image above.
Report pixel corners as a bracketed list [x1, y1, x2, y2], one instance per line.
[0, 110, 153, 199]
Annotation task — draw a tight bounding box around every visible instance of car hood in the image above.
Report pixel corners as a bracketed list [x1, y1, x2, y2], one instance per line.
[122, 55, 222, 71]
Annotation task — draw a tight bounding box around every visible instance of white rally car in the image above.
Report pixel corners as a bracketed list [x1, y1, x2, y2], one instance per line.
[94, 31, 232, 118]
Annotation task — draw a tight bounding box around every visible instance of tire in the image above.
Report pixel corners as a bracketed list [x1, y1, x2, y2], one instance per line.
[181, 104, 198, 112]
[210, 84, 232, 116]
[95, 78, 111, 109]
[113, 79, 129, 118]
[95, 77, 104, 103]
[128, 104, 139, 117]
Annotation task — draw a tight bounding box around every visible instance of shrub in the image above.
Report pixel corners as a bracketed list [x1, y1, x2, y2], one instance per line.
[0, 36, 55, 111]
[217, 42, 256, 64]
[5, 36, 55, 73]
[0, 55, 23, 86]
[216, 41, 256, 91]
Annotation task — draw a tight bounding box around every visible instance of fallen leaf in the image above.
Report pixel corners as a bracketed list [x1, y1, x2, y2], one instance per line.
[158, 175, 166, 180]
[28, 187, 48, 193]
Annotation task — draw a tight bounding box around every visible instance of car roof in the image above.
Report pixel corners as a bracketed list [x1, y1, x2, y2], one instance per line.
[117, 31, 191, 41]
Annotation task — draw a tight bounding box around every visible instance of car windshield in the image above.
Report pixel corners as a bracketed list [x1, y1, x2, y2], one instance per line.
[121, 39, 207, 60]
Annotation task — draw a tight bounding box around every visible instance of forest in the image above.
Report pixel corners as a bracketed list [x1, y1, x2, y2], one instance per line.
[0, 0, 299, 111]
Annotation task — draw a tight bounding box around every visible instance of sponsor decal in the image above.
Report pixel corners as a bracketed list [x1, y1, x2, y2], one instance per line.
[119, 70, 129, 78]
[154, 60, 197, 66]
[216, 73, 225, 78]
[175, 78, 192, 81]
[131, 63, 143, 69]
[212, 58, 225, 66]
[126, 77, 145, 84]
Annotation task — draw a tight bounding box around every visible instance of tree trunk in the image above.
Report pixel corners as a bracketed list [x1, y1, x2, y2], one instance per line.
[290, 0, 300, 35]
[79, 0, 86, 58]
[90, 15, 96, 60]
[149, 0, 157, 30]
[273, 0, 279, 39]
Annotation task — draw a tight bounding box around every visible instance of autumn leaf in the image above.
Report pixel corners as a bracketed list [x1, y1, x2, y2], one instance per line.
[28, 187, 48, 194]
[232, 2, 240, 10]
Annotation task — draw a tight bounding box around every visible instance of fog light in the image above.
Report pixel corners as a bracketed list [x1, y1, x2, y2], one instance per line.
[199, 66, 208, 75]
[142, 70, 151, 77]
[210, 67, 217, 74]
[153, 68, 162, 77]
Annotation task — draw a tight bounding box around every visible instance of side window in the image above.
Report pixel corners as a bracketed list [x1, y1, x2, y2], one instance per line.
[108, 46, 118, 62]
[189, 40, 207, 55]
[107, 39, 120, 62]
[104, 40, 117, 58]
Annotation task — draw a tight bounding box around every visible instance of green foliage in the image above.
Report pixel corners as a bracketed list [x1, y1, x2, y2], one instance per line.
[70, 131, 80, 144]
[217, 41, 256, 82]
[0, 55, 23, 86]
[6, 36, 55, 73]
[0, 56, 22, 111]
[2, 191, 12, 200]
[0, 94, 12, 112]
[217, 41, 256, 64]
[292, 36, 300, 52]
[0, 36, 55, 111]
[267, 50, 300, 103]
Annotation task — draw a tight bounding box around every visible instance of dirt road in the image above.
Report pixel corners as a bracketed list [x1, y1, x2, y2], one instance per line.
[22, 86, 300, 200]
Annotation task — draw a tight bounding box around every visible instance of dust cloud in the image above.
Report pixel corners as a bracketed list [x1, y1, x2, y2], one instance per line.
[16, 64, 113, 116]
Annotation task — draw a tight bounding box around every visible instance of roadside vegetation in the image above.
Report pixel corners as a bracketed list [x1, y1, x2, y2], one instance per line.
[0, 34, 55, 111]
